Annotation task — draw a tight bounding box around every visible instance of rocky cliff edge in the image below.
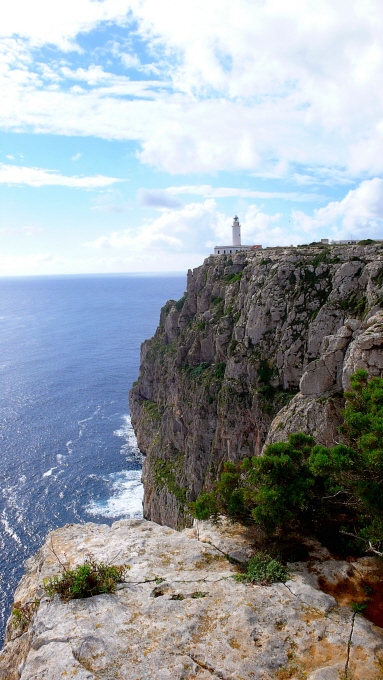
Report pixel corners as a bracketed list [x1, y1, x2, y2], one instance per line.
[130, 243, 383, 528]
[2, 519, 383, 679]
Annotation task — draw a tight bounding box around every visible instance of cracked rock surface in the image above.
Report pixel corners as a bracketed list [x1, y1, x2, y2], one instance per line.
[1, 519, 383, 679]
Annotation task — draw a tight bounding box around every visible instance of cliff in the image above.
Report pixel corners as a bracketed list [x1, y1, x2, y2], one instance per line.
[2, 518, 383, 679]
[130, 242, 383, 529]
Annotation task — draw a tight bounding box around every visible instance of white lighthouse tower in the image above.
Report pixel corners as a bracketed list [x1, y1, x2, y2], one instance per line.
[213, 216, 262, 256]
[232, 215, 241, 246]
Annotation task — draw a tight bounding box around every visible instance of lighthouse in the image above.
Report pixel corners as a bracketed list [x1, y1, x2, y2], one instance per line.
[213, 216, 262, 256]
[232, 215, 241, 246]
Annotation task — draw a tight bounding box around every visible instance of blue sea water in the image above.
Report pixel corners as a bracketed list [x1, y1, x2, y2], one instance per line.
[0, 273, 185, 642]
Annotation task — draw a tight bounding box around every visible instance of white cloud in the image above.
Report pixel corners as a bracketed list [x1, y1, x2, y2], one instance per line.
[91, 204, 130, 213]
[137, 189, 182, 209]
[85, 199, 295, 260]
[165, 185, 324, 202]
[0, 163, 121, 188]
[1, 1, 383, 178]
[120, 53, 141, 70]
[86, 179, 383, 264]
[292, 177, 383, 239]
[0, 0, 132, 50]
[86, 199, 223, 253]
[71, 152, 81, 161]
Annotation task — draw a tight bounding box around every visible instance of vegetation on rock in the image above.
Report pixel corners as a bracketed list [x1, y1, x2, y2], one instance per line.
[191, 370, 383, 556]
[233, 552, 289, 585]
[43, 555, 130, 601]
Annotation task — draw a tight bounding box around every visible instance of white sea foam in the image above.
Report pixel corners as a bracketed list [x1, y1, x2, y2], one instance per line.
[78, 406, 101, 437]
[66, 441, 73, 454]
[114, 415, 143, 463]
[42, 467, 57, 478]
[1, 512, 22, 546]
[85, 470, 143, 519]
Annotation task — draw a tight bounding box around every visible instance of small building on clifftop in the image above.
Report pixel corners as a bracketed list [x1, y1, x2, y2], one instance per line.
[214, 216, 262, 255]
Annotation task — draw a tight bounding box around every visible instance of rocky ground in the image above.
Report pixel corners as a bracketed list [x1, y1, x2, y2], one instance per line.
[130, 243, 383, 529]
[1, 519, 383, 680]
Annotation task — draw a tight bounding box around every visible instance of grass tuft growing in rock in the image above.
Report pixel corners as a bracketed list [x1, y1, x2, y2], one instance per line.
[233, 553, 289, 585]
[43, 555, 130, 601]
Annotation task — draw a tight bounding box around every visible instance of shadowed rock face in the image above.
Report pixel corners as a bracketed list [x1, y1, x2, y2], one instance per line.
[130, 243, 383, 529]
[1, 519, 383, 680]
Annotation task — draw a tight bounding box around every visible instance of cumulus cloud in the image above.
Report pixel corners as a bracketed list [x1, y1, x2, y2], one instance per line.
[0, 163, 121, 188]
[0, 0, 132, 50]
[293, 177, 383, 239]
[85, 199, 293, 262]
[86, 199, 224, 253]
[86, 179, 383, 265]
[1, 1, 383, 177]
[137, 189, 182, 209]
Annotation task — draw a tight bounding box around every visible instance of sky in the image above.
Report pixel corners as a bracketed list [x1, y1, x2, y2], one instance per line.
[1, 0, 383, 275]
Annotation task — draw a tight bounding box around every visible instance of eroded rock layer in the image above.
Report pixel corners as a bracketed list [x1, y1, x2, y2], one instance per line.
[130, 243, 383, 528]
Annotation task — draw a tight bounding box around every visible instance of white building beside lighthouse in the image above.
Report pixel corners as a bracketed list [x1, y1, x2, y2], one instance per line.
[214, 216, 262, 255]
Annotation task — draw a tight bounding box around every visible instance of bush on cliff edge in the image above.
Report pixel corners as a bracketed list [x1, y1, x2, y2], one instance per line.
[190, 370, 383, 557]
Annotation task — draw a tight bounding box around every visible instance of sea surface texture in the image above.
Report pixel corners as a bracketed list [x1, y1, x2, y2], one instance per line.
[0, 274, 184, 642]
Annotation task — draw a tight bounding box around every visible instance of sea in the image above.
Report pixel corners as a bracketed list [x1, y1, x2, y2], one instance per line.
[0, 273, 185, 643]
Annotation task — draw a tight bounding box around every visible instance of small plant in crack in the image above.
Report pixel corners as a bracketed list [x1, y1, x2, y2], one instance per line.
[233, 552, 289, 585]
[11, 599, 40, 629]
[43, 554, 130, 601]
[191, 591, 208, 599]
[170, 593, 184, 601]
[351, 601, 368, 614]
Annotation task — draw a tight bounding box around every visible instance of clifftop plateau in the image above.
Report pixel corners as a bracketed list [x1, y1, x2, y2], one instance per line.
[130, 243, 383, 529]
[2, 518, 383, 679]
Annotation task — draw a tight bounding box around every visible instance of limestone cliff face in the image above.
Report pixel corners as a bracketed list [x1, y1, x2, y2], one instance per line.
[130, 243, 383, 529]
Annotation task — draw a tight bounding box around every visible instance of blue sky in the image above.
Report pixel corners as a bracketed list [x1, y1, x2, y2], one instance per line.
[1, 0, 383, 275]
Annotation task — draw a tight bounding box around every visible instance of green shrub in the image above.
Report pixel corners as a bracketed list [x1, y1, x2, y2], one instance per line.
[211, 296, 224, 306]
[311, 249, 330, 268]
[153, 457, 187, 502]
[11, 599, 39, 629]
[234, 553, 289, 585]
[358, 239, 375, 245]
[175, 296, 187, 311]
[186, 362, 210, 378]
[214, 362, 226, 380]
[191, 371, 383, 556]
[225, 271, 242, 284]
[43, 556, 129, 601]
[143, 400, 162, 420]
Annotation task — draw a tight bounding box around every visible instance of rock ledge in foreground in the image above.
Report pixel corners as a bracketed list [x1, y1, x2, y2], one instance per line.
[1, 519, 383, 679]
